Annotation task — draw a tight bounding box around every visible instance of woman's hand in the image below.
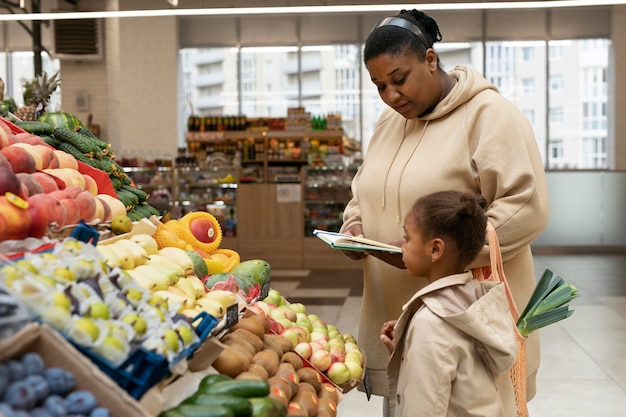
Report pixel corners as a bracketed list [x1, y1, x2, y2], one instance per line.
[380, 320, 397, 353]
[341, 224, 367, 260]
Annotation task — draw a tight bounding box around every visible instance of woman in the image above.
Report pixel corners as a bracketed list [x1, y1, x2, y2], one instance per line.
[340, 8, 549, 409]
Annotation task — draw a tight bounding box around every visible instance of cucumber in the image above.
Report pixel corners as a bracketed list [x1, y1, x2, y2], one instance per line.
[110, 177, 123, 190]
[200, 380, 270, 398]
[158, 410, 187, 417]
[182, 394, 252, 417]
[198, 373, 233, 391]
[127, 209, 144, 222]
[54, 126, 102, 155]
[172, 404, 234, 417]
[248, 397, 287, 417]
[15, 120, 54, 135]
[121, 184, 149, 202]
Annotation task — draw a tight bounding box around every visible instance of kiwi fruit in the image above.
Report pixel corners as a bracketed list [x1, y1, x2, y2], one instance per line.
[317, 397, 338, 417]
[292, 389, 319, 417]
[247, 363, 270, 381]
[230, 328, 264, 352]
[280, 351, 304, 370]
[296, 367, 323, 393]
[212, 344, 249, 377]
[253, 349, 280, 377]
[268, 375, 294, 400]
[318, 382, 340, 405]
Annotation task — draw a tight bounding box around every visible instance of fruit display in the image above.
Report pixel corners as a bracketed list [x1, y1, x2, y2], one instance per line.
[0, 351, 112, 417]
[0, 237, 208, 366]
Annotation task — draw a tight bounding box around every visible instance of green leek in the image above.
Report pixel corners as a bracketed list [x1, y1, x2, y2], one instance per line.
[516, 269, 578, 337]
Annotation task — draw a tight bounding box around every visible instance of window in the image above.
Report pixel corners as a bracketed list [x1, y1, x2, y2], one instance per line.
[549, 107, 564, 124]
[549, 139, 565, 169]
[549, 74, 564, 93]
[523, 109, 535, 124]
[522, 47, 535, 61]
[581, 136, 606, 168]
[0, 52, 61, 110]
[522, 78, 535, 94]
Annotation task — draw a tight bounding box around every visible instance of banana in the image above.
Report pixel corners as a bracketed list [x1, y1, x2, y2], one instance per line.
[106, 242, 135, 270]
[174, 277, 197, 302]
[158, 247, 195, 275]
[114, 239, 149, 266]
[195, 296, 225, 318]
[97, 245, 121, 269]
[186, 274, 207, 299]
[126, 269, 156, 291]
[132, 264, 170, 291]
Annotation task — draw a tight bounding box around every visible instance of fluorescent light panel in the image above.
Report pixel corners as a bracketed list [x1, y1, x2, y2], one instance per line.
[0, 1, 624, 21]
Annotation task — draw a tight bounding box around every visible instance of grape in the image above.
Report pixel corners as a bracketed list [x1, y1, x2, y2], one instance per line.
[20, 353, 45, 376]
[42, 395, 67, 417]
[43, 368, 75, 396]
[23, 375, 50, 402]
[64, 390, 98, 415]
[2, 380, 37, 410]
[89, 407, 111, 417]
[6, 361, 25, 382]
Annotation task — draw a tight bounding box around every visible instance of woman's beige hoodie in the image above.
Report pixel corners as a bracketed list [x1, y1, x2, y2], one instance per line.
[341, 65, 549, 397]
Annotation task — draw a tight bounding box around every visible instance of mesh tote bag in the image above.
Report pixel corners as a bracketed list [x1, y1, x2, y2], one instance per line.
[472, 222, 529, 417]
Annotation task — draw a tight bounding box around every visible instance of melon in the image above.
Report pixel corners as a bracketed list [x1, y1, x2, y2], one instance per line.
[38, 111, 85, 130]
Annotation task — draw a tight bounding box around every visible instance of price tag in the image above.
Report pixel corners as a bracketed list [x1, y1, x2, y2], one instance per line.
[260, 281, 271, 300]
[224, 303, 239, 329]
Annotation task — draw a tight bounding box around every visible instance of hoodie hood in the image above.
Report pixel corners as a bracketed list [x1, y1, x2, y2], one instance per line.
[420, 65, 498, 121]
[416, 273, 518, 375]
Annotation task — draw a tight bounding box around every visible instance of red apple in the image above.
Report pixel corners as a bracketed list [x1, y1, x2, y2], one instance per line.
[16, 173, 43, 197]
[309, 349, 332, 372]
[189, 217, 219, 243]
[27, 202, 50, 238]
[0, 166, 24, 197]
[28, 194, 66, 228]
[31, 172, 60, 193]
[0, 146, 37, 173]
[0, 194, 31, 241]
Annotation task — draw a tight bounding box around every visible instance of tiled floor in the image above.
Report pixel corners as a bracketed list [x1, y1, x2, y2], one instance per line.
[271, 253, 626, 417]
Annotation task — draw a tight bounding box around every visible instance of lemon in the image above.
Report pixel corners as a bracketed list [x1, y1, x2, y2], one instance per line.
[111, 215, 133, 235]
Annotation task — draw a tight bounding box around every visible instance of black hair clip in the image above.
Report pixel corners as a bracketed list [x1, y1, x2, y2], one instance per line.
[373, 17, 429, 48]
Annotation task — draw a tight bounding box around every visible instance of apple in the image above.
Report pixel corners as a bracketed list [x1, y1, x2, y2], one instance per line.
[309, 349, 332, 371]
[253, 300, 272, 316]
[276, 318, 294, 330]
[16, 173, 43, 197]
[345, 350, 364, 364]
[344, 342, 359, 352]
[344, 359, 364, 381]
[294, 342, 312, 359]
[309, 340, 328, 354]
[270, 305, 297, 322]
[0, 145, 36, 173]
[327, 361, 352, 385]
[27, 193, 66, 228]
[0, 194, 31, 241]
[264, 288, 285, 306]
[288, 302, 307, 314]
[0, 166, 26, 198]
[280, 326, 309, 347]
[343, 333, 357, 344]
[295, 313, 312, 332]
[268, 317, 285, 334]
[31, 171, 60, 193]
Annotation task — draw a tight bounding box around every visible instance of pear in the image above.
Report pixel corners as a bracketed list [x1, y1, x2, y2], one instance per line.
[114, 239, 149, 266]
[203, 289, 237, 310]
[174, 278, 197, 301]
[186, 274, 207, 299]
[147, 254, 185, 281]
[97, 245, 122, 269]
[105, 243, 135, 270]
[126, 269, 157, 291]
[195, 296, 225, 318]
[132, 264, 171, 290]
[129, 233, 159, 255]
[155, 288, 194, 310]
[158, 247, 195, 275]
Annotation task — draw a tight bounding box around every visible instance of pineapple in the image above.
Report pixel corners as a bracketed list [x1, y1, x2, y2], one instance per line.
[14, 71, 60, 121]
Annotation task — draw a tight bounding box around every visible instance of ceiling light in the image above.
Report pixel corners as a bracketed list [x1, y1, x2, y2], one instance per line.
[0, 1, 624, 22]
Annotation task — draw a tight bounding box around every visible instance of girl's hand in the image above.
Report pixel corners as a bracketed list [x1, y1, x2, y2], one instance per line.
[380, 320, 397, 353]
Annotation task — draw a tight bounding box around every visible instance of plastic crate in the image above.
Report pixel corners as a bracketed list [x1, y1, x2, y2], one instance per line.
[70, 311, 218, 399]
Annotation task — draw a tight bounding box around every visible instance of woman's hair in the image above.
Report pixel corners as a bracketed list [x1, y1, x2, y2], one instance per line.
[364, 9, 443, 65]
[409, 190, 488, 266]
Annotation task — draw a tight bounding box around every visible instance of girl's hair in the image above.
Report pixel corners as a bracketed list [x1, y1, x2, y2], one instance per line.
[409, 191, 488, 266]
[364, 9, 443, 66]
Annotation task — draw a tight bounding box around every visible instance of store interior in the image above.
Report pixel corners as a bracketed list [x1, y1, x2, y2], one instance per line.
[0, 1, 624, 416]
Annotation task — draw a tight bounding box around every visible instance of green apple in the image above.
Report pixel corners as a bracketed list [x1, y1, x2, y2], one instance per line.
[288, 302, 307, 314]
[88, 301, 110, 320]
[327, 361, 352, 385]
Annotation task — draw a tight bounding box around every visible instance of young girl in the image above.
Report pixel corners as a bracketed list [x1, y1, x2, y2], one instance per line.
[380, 190, 518, 417]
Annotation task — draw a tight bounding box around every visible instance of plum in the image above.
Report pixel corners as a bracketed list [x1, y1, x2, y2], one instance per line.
[0, 403, 16, 417]
[20, 352, 45, 376]
[2, 380, 37, 410]
[89, 407, 111, 417]
[0, 364, 9, 397]
[30, 407, 54, 417]
[64, 390, 97, 415]
[42, 395, 67, 417]
[43, 368, 75, 396]
[6, 360, 25, 382]
[23, 374, 50, 402]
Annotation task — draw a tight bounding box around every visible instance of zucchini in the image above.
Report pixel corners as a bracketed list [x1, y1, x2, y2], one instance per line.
[15, 120, 54, 135]
[171, 404, 234, 417]
[198, 374, 234, 391]
[121, 184, 149, 202]
[54, 126, 101, 156]
[182, 394, 252, 417]
[200, 380, 270, 398]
